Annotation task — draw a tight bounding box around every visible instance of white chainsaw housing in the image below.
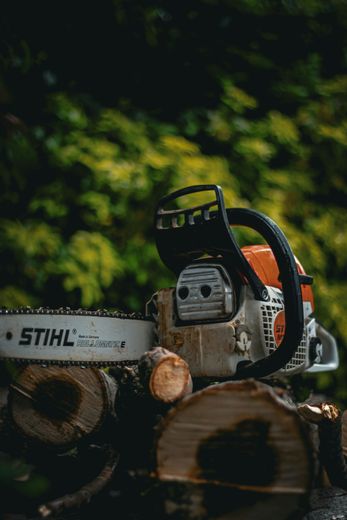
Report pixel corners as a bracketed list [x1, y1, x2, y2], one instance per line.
[149, 264, 338, 378]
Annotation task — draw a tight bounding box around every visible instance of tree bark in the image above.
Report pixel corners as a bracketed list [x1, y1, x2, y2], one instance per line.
[304, 487, 347, 519]
[342, 409, 347, 458]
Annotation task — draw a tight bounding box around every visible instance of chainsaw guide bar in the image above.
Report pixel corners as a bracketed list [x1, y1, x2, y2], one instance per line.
[0, 308, 154, 367]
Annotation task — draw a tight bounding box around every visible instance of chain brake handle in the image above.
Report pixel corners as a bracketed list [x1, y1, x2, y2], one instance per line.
[155, 184, 268, 301]
[155, 184, 304, 379]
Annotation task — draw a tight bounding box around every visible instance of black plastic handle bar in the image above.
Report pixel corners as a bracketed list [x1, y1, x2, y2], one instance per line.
[155, 184, 304, 379]
[225, 208, 304, 379]
[155, 185, 268, 301]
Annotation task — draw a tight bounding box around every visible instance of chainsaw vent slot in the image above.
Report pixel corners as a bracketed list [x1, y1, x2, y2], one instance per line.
[261, 297, 307, 373]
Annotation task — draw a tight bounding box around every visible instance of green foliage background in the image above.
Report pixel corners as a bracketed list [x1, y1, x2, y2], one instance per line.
[0, 0, 346, 402]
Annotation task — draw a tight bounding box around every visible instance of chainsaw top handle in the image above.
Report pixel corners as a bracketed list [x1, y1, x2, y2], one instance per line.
[155, 184, 304, 379]
[155, 185, 268, 301]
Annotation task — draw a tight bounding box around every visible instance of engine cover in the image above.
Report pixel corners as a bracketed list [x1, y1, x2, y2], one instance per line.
[148, 265, 338, 377]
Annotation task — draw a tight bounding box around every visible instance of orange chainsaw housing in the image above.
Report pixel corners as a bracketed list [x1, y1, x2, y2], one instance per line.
[242, 245, 314, 310]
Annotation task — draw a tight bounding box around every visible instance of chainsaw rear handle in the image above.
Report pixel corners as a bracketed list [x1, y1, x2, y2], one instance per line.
[155, 184, 304, 379]
[155, 185, 268, 301]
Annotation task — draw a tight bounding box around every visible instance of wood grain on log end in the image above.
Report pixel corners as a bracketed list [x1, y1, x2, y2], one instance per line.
[155, 380, 313, 519]
[139, 347, 192, 403]
[8, 366, 117, 448]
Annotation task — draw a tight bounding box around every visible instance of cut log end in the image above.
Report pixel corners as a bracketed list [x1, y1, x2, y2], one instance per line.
[298, 402, 340, 424]
[139, 347, 192, 403]
[8, 366, 117, 448]
[299, 401, 347, 491]
[155, 380, 313, 519]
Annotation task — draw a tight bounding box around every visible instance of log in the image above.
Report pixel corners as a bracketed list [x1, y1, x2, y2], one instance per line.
[154, 379, 314, 519]
[8, 365, 117, 448]
[0, 386, 8, 434]
[110, 364, 174, 471]
[342, 410, 347, 458]
[298, 402, 347, 490]
[138, 347, 192, 403]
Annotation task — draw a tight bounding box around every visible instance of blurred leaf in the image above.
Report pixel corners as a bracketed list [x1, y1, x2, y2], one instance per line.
[57, 232, 123, 306]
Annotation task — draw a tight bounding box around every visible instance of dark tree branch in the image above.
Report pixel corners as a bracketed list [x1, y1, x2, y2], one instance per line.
[38, 445, 119, 518]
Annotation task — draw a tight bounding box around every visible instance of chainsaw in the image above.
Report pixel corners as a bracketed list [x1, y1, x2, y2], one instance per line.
[0, 184, 338, 379]
[148, 184, 339, 378]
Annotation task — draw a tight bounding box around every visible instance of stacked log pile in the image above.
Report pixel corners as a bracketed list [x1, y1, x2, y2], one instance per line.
[0, 349, 346, 519]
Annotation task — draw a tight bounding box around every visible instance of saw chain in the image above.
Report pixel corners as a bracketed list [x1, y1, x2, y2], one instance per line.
[0, 307, 154, 367]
